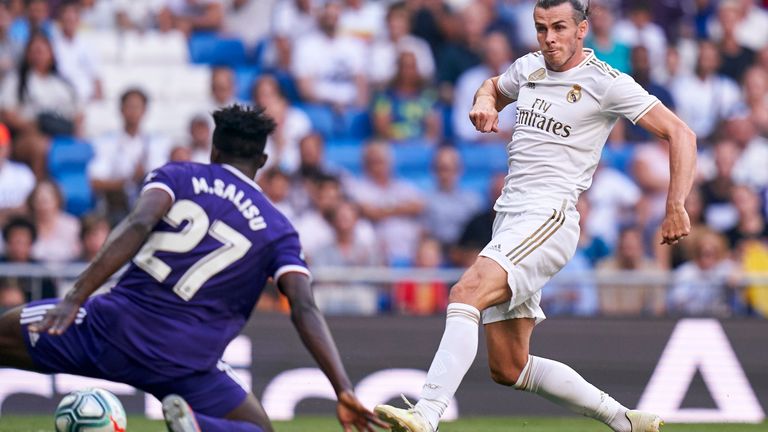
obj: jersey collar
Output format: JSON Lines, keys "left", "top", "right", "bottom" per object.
{"left": 544, "top": 48, "right": 595, "bottom": 77}
{"left": 221, "top": 163, "right": 264, "bottom": 192}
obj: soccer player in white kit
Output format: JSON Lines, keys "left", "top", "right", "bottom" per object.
{"left": 374, "top": 1, "right": 696, "bottom": 432}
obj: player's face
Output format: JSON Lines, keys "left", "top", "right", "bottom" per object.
{"left": 534, "top": 3, "right": 588, "bottom": 72}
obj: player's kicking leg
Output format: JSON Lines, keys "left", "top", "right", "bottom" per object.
{"left": 485, "top": 318, "right": 663, "bottom": 432}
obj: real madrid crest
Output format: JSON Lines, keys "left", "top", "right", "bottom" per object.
{"left": 566, "top": 84, "right": 582, "bottom": 103}
{"left": 528, "top": 68, "right": 546, "bottom": 81}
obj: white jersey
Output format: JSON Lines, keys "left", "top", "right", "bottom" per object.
{"left": 495, "top": 48, "right": 658, "bottom": 213}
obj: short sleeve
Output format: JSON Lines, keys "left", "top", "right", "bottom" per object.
{"left": 269, "top": 232, "right": 311, "bottom": 282}
{"left": 141, "top": 163, "right": 185, "bottom": 202}
{"left": 601, "top": 74, "right": 660, "bottom": 124}
{"left": 497, "top": 60, "right": 521, "bottom": 101}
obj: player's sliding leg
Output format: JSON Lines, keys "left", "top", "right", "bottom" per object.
{"left": 162, "top": 394, "right": 265, "bottom": 432}
{"left": 0, "top": 305, "right": 43, "bottom": 370}
{"left": 375, "top": 258, "right": 511, "bottom": 432}
{"left": 485, "top": 319, "right": 662, "bottom": 432}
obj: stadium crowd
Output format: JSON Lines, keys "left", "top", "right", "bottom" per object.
{"left": 0, "top": 0, "right": 766, "bottom": 318}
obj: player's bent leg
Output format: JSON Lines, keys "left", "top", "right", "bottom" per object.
{"left": 376, "top": 257, "right": 512, "bottom": 432}
{"left": 0, "top": 305, "right": 38, "bottom": 370}
{"left": 162, "top": 394, "right": 266, "bottom": 432}
{"left": 484, "top": 317, "right": 535, "bottom": 386}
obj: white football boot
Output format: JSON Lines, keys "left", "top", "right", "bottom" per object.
{"left": 374, "top": 395, "right": 436, "bottom": 432}
{"left": 162, "top": 394, "right": 201, "bottom": 432}
{"left": 626, "top": 410, "right": 664, "bottom": 432}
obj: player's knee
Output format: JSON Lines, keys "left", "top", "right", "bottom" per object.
{"left": 448, "top": 274, "right": 511, "bottom": 310}
{"left": 489, "top": 363, "right": 522, "bottom": 387}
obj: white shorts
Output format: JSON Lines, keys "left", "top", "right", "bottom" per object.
{"left": 479, "top": 201, "right": 579, "bottom": 325}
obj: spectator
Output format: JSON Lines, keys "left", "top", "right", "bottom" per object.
{"left": 586, "top": 163, "right": 642, "bottom": 248}
{"left": 575, "top": 194, "right": 611, "bottom": 267}
{"left": 9, "top": 0, "right": 52, "bottom": 46}
{"left": 51, "top": 0, "right": 101, "bottom": 102}
{"left": 270, "top": 0, "right": 317, "bottom": 71}
{"left": 368, "top": 1, "right": 434, "bottom": 89}
{"left": 186, "top": 114, "right": 212, "bottom": 164}
{"left": 541, "top": 247, "right": 597, "bottom": 316}
{"left": 700, "top": 138, "right": 739, "bottom": 231}
{"left": 0, "top": 31, "right": 81, "bottom": 179}
{"left": 253, "top": 74, "right": 312, "bottom": 174}
{"left": 654, "top": 186, "right": 708, "bottom": 271}
{"left": 0, "top": 216, "right": 56, "bottom": 300}
{"left": 596, "top": 225, "right": 665, "bottom": 316}
{"left": 585, "top": 2, "right": 630, "bottom": 73}
{"left": 715, "top": 0, "right": 755, "bottom": 82}
{"left": 669, "top": 40, "right": 742, "bottom": 140}
{"left": 347, "top": 141, "right": 424, "bottom": 265}
{"left": 668, "top": 228, "right": 740, "bottom": 316}
{"left": 724, "top": 185, "right": 768, "bottom": 249}
{"left": 78, "top": 0, "right": 117, "bottom": 30}
{"left": 78, "top": 213, "right": 109, "bottom": 262}
{"left": 257, "top": 166, "right": 296, "bottom": 220}
{"left": 114, "top": 0, "right": 163, "bottom": 31}
{"left": 164, "top": 0, "right": 224, "bottom": 35}
{"left": 708, "top": 0, "right": 768, "bottom": 52}
{"left": 372, "top": 50, "right": 441, "bottom": 143}
{"left": 0, "top": 122, "right": 34, "bottom": 226}
{"left": 292, "top": 0, "right": 368, "bottom": 110}
{"left": 453, "top": 31, "right": 515, "bottom": 143}
{"left": 612, "top": 2, "right": 667, "bottom": 82}
{"left": 0, "top": 283, "right": 24, "bottom": 313}
{"left": 627, "top": 45, "right": 675, "bottom": 142}
{"left": 209, "top": 66, "right": 240, "bottom": 110}
{"left": 0, "top": 2, "right": 21, "bottom": 82}
{"left": 393, "top": 236, "right": 449, "bottom": 315}
{"left": 632, "top": 139, "right": 670, "bottom": 231}
{"left": 169, "top": 145, "right": 191, "bottom": 162}
{"left": 339, "top": 0, "right": 386, "bottom": 43}
{"left": 223, "top": 0, "right": 275, "bottom": 49}
{"left": 452, "top": 172, "right": 505, "bottom": 267}
{"left": 728, "top": 115, "right": 768, "bottom": 190}
{"left": 88, "top": 88, "right": 171, "bottom": 224}
{"left": 312, "top": 200, "right": 382, "bottom": 267}
{"left": 436, "top": 2, "right": 488, "bottom": 90}
{"left": 423, "top": 146, "right": 481, "bottom": 248}
{"left": 742, "top": 66, "right": 768, "bottom": 135}
{"left": 28, "top": 179, "right": 81, "bottom": 263}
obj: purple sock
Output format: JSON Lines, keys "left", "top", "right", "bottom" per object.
{"left": 194, "top": 413, "right": 265, "bottom": 432}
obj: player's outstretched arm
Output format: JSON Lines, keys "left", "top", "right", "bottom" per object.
{"left": 636, "top": 103, "right": 697, "bottom": 245}
{"left": 469, "top": 76, "right": 514, "bottom": 134}
{"left": 278, "top": 272, "right": 387, "bottom": 431}
{"left": 30, "top": 189, "right": 173, "bottom": 335}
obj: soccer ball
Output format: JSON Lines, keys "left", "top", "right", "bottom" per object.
{"left": 54, "top": 388, "right": 127, "bottom": 432}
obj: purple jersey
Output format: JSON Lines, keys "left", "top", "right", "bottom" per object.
{"left": 88, "top": 162, "right": 309, "bottom": 376}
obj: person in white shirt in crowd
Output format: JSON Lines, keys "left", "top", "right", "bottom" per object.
{"left": 253, "top": 74, "right": 312, "bottom": 174}
{"left": 257, "top": 166, "right": 297, "bottom": 220}
{"left": 0, "top": 2, "right": 21, "bottom": 83}
{"left": 78, "top": 0, "right": 117, "bottom": 30}
{"left": 209, "top": 66, "right": 242, "bottom": 110}
{"left": 347, "top": 140, "right": 424, "bottom": 265}
{"left": 27, "top": 179, "right": 81, "bottom": 263}
{"left": 51, "top": 0, "right": 102, "bottom": 102}
{"left": 312, "top": 199, "right": 383, "bottom": 267}
{"left": 223, "top": 0, "right": 276, "bottom": 49}
{"left": 742, "top": 66, "right": 768, "bottom": 135}
{"left": 88, "top": 88, "right": 171, "bottom": 224}
{"left": 586, "top": 162, "right": 642, "bottom": 248}
{"left": 612, "top": 1, "right": 667, "bottom": 82}
{"left": 727, "top": 114, "right": 768, "bottom": 190}
{"left": 339, "top": 0, "right": 385, "bottom": 43}
{"left": 423, "top": 146, "right": 481, "bottom": 248}
{"left": 368, "top": 1, "right": 434, "bottom": 89}
{"left": 164, "top": 0, "right": 224, "bottom": 35}
{"left": 453, "top": 31, "right": 515, "bottom": 143}
{"left": 669, "top": 40, "right": 742, "bottom": 140}
{"left": 292, "top": 0, "right": 369, "bottom": 110}
{"left": 708, "top": 0, "right": 768, "bottom": 52}
{"left": 114, "top": 0, "right": 165, "bottom": 31}
{"left": 0, "top": 31, "right": 81, "bottom": 179}
{"left": 269, "top": 0, "right": 317, "bottom": 71}
{"left": 0, "top": 123, "right": 33, "bottom": 227}
{"left": 187, "top": 113, "right": 212, "bottom": 164}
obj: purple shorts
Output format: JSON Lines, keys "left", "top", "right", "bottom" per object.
{"left": 20, "top": 299, "right": 248, "bottom": 417}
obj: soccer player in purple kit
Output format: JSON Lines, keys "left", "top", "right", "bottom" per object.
{"left": 0, "top": 105, "right": 386, "bottom": 432}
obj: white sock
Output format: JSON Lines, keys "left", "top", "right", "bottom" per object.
{"left": 415, "top": 303, "right": 480, "bottom": 431}
{"left": 515, "top": 355, "right": 631, "bottom": 432}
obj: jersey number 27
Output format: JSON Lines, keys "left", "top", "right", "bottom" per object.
{"left": 133, "top": 200, "right": 253, "bottom": 301}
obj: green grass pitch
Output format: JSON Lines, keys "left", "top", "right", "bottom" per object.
{"left": 1, "top": 416, "right": 767, "bottom": 431}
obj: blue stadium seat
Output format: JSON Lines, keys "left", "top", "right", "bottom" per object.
{"left": 460, "top": 172, "right": 492, "bottom": 202}
{"left": 297, "top": 103, "right": 337, "bottom": 138}
{"left": 325, "top": 144, "right": 363, "bottom": 175}
{"left": 340, "top": 109, "right": 372, "bottom": 139}
{"left": 48, "top": 137, "right": 94, "bottom": 216}
{"left": 457, "top": 141, "right": 508, "bottom": 172}
{"left": 393, "top": 142, "right": 435, "bottom": 177}
{"left": 189, "top": 33, "right": 247, "bottom": 66}
{"left": 234, "top": 66, "right": 261, "bottom": 101}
